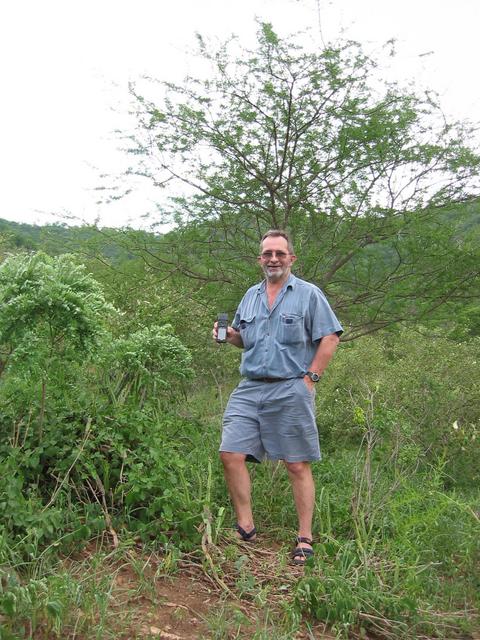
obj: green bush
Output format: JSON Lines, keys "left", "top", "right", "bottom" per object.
{"left": 0, "top": 252, "right": 204, "bottom": 561}
{"left": 318, "top": 330, "right": 480, "bottom": 487}
{"left": 102, "top": 323, "right": 194, "bottom": 408}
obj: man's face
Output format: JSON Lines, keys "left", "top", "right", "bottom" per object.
{"left": 258, "top": 236, "right": 296, "bottom": 283}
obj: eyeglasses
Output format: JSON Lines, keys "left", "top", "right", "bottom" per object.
{"left": 259, "top": 251, "right": 290, "bottom": 260}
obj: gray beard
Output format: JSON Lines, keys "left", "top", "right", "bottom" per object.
{"left": 264, "top": 266, "right": 289, "bottom": 282}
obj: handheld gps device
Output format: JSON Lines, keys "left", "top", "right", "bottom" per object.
{"left": 216, "top": 313, "right": 228, "bottom": 343}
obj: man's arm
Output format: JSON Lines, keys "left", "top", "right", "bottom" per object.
{"left": 304, "top": 332, "right": 340, "bottom": 389}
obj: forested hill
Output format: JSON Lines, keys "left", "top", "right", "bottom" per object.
{"left": 0, "top": 218, "right": 150, "bottom": 262}
{"left": 1, "top": 197, "right": 479, "bottom": 255}
{"left": 0, "top": 218, "right": 72, "bottom": 251}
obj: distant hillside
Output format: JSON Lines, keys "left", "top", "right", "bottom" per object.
{"left": 1, "top": 197, "right": 479, "bottom": 266}
{"left": 0, "top": 218, "right": 44, "bottom": 250}
{"left": 0, "top": 219, "right": 158, "bottom": 263}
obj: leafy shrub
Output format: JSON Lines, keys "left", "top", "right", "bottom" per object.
{"left": 318, "top": 330, "right": 480, "bottom": 487}
{"left": 0, "top": 252, "right": 204, "bottom": 564}
{"left": 0, "top": 252, "right": 115, "bottom": 450}
{"left": 0, "top": 251, "right": 113, "bottom": 359}
{"left": 102, "top": 324, "right": 194, "bottom": 407}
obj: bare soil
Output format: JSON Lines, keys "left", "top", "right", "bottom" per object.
{"left": 49, "top": 536, "right": 335, "bottom": 639}
{"left": 106, "top": 539, "right": 333, "bottom": 639}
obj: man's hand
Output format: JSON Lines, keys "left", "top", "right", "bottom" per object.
{"left": 303, "top": 375, "right": 315, "bottom": 392}
{"left": 212, "top": 321, "right": 244, "bottom": 348}
{"left": 303, "top": 333, "right": 340, "bottom": 391}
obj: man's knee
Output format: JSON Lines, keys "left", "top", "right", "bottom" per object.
{"left": 220, "top": 451, "right": 247, "bottom": 469}
{"left": 284, "top": 460, "right": 311, "bottom": 477}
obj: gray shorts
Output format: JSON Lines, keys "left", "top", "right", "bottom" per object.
{"left": 220, "top": 378, "right": 320, "bottom": 463}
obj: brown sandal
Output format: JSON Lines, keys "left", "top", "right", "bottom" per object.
{"left": 291, "top": 536, "right": 314, "bottom": 565}
{"left": 235, "top": 523, "right": 257, "bottom": 542}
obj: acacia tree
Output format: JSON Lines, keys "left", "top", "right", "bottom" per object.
{"left": 122, "top": 24, "right": 480, "bottom": 338}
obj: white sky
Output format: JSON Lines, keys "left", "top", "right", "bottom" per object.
{"left": 1, "top": 0, "right": 479, "bottom": 229}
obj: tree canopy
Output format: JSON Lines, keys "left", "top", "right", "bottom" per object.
{"left": 123, "top": 24, "right": 480, "bottom": 338}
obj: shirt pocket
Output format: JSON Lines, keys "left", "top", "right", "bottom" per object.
{"left": 279, "top": 313, "right": 304, "bottom": 345}
{"left": 238, "top": 315, "right": 256, "bottom": 351}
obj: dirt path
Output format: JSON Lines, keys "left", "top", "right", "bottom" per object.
{"left": 53, "top": 536, "right": 335, "bottom": 639}
{"left": 109, "top": 540, "right": 333, "bottom": 639}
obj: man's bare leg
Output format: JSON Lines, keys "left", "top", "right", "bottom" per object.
{"left": 220, "top": 452, "right": 256, "bottom": 539}
{"left": 284, "top": 461, "right": 315, "bottom": 552}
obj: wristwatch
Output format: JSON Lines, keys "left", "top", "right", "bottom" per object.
{"left": 306, "top": 371, "right": 321, "bottom": 382}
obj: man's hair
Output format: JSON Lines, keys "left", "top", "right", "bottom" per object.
{"left": 260, "top": 229, "right": 295, "bottom": 254}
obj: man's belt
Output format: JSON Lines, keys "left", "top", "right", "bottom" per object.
{"left": 250, "top": 377, "right": 291, "bottom": 383}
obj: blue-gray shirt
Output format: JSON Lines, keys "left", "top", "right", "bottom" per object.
{"left": 232, "top": 274, "right": 343, "bottom": 379}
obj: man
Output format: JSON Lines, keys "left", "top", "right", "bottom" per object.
{"left": 213, "top": 230, "right": 342, "bottom": 564}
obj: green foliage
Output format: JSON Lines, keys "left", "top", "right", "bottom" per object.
{"left": 124, "top": 26, "right": 480, "bottom": 336}
{"left": 102, "top": 410, "right": 214, "bottom": 543}
{"left": 285, "top": 333, "right": 480, "bottom": 637}
{"left": 294, "top": 471, "right": 480, "bottom": 638}
{"left": 0, "top": 251, "right": 116, "bottom": 455}
{"left": 295, "top": 541, "right": 418, "bottom": 637}
{"left": 0, "top": 219, "right": 40, "bottom": 256}
{"left": 103, "top": 324, "right": 194, "bottom": 407}
{"left": 0, "top": 250, "right": 201, "bottom": 565}
{"left": 318, "top": 330, "right": 480, "bottom": 487}
{"left": 0, "top": 551, "right": 130, "bottom": 639}
{"left": 0, "top": 252, "right": 113, "bottom": 357}
{"left": 0, "top": 30, "right": 479, "bottom": 631}
{"left": 112, "top": 324, "right": 193, "bottom": 380}
{"left": 0, "top": 321, "right": 478, "bottom": 637}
